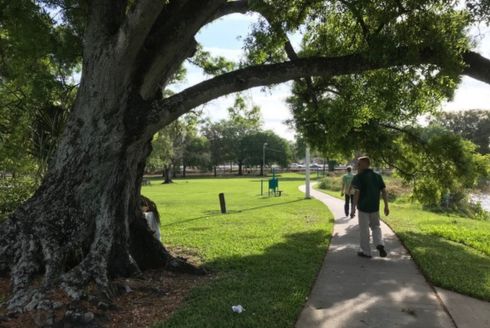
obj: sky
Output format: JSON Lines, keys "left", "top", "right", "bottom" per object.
{"left": 172, "top": 13, "right": 490, "bottom": 141}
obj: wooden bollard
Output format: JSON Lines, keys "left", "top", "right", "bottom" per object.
{"left": 219, "top": 193, "right": 227, "bottom": 214}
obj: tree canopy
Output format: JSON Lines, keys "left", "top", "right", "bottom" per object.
{"left": 430, "top": 109, "right": 490, "bottom": 155}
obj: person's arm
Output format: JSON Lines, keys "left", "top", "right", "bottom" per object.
{"left": 378, "top": 175, "right": 389, "bottom": 216}
{"left": 381, "top": 189, "right": 389, "bottom": 216}
{"left": 340, "top": 176, "right": 345, "bottom": 196}
{"left": 351, "top": 175, "right": 360, "bottom": 208}
{"left": 353, "top": 189, "right": 360, "bottom": 209}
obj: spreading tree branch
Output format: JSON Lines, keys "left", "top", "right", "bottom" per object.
{"left": 462, "top": 51, "right": 490, "bottom": 84}
{"left": 146, "top": 48, "right": 440, "bottom": 136}
{"left": 138, "top": 0, "right": 227, "bottom": 99}
{"left": 85, "top": 0, "right": 128, "bottom": 41}
{"left": 253, "top": 2, "right": 322, "bottom": 110}
{"left": 339, "top": 0, "right": 371, "bottom": 42}
{"left": 209, "top": 0, "right": 250, "bottom": 22}
{"left": 116, "top": 0, "right": 166, "bottom": 63}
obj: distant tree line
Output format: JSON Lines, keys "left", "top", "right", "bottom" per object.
{"left": 145, "top": 96, "right": 292, "bottom": 182}
{"left": 430, "top": 109, "right": 490, "bottom": 155}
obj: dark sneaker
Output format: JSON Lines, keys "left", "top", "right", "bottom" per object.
{"left": 357, "top": 251, "right": 372, "bottom": 258}
{"left": 377, "top": 245, "right": 387, "bottom": 257}
{"left": 350, "top": 213, "right": 355, "bottom": 218}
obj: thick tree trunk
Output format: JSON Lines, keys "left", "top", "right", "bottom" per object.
{"left": 213, "top": 166, "right": 217, "bottom": 177}
{"left": 238, "top": 162, "right": 243, "bottom": 176}
{"left": 183, "top": 164, "right": 187, "bottom": 178}
{"left": 163, "top": 165, "right": 173, "bottom": 184}
{"left": 172, "top": 164, "right": 178, "bottom": 178}
{"left": 0, "top": 114, "right": 154, "bottom": 312}
{"left": 0, "top": 42, "right": 201, "bottom": 313}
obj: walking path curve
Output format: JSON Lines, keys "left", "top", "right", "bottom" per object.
{"left": 296, "top": 185, "right": 490, "bottom": 328}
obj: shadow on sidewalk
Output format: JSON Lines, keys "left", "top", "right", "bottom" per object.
{"left": 297, "top": 214, "right": 488, "bottom": 327}
{"left": 298, "top": 227, "right": 456, "bottom": 327}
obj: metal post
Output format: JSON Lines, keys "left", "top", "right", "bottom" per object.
{"left": 305, "top": 145, "right": 311, "bottom": 199}
{"left": 219, "top": 193, "right": 227, "bottom": 214}
{"left": 260, "top": 180, "right": 263, "bottom": 196}
{"left": 262, "top": 142, "right": 268, "bottom": 176}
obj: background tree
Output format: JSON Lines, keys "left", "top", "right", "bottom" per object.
{"left": 202, "top": 120, "right": 230, "bottom": 177}
{"left": 430, "top": 110, "right": 490, "bottom": 154}
{"left": 146, "top": 128, "right": 175, "bottom": 184}
{"left": 241, "top": 130, "right": 291, "bottom": 175}
{"left": 1, "top": 0, "right": 490, "bottom": 313}
{"left": 0, "top": 0, "right": 80, "bottom": 178}
{"left": 201, "top": 96, "right": 261, "bottom": 175}
{"left": 291, "top": 134, "right": 307, "bottom": 164}
{"left": 226, "top": 96, "right": 262, "bottom": 175}
{"left": 30, "top": 105, "right": 71, "bottom": 179}
{"left": 147, "top": 115, "right": 198, "bottom": 183}
{"left": 182, "top": 135, "right": 211, "bottom": 177}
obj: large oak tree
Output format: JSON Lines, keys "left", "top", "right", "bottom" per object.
{"left": 1, "top": 0, "right": 490, "bottom": 313}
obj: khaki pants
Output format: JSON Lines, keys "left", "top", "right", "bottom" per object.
{"left": 358, "top": 211, "right": 384, "bottom": 256}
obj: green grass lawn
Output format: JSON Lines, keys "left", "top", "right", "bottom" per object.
{"left": 383, "top": 203, "right": 490, "bottom": 301}
{"left": 316, "top": 183, "right": 490, "bottom": 301}
{"left": 142, "top": 174, "right": 333, "bottom": 328}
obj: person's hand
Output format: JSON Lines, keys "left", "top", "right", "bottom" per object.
{"left": 384, "top": 206, "right": 390, "bottom": 216}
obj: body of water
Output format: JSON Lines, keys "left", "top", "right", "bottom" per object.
{"left": 471, "top": 193, "right": 490, "bottom": 212}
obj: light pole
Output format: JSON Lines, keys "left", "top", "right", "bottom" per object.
{"left": 262, "top": 142, "right": 268, "bottom": 176}
{"left": 305, "top": 145, "right": 311, "bottom": 199}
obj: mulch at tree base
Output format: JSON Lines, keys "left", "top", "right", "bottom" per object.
{"left": 0, "top": 263, "right": 208, "bottom": 327}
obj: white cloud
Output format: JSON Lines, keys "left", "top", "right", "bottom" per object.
{"left": 204, "top": 47, "right": 244, "bottom": 61}
{"left": 195, "top": 85, "right": 296, "bottom": 140}
{"left": 443, "top": 76, "right": 490, "bottom": 111}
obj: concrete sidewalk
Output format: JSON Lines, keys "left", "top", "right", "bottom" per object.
{"left": 296, "top": 186, "right": 456, "bottom": 328}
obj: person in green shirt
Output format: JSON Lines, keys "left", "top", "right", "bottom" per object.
{"left": 340, "top": 166, "right": 355, "bottom": 218}
{"left": 352, "top": 156, "right": 389, "bottom": 258}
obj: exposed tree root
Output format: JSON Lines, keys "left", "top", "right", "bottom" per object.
{"left": 1, "top": 194, "right": 205, "bottom": 316}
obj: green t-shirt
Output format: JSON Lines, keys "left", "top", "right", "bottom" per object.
{"left": 351, "top": 169, "right": 386, "bottom": 213}
{"left": 342, "top": 172, "right": 354, "bottom": 194}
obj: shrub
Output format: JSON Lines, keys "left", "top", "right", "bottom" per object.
{"left": 423, "top": 190, "right": 490, "bottom": 220}
{"left": 0, "top": 177, "right": 37, "bottom": 221}
{"left": 384, "top": 177, "right": 412, "bottom": 202}
{"left": 318, "top": 177, "right": 342, "bottom": 191}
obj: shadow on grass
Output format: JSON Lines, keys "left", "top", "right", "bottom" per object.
{"left": 144, "top": 175, "right": 316, "bottom": 183}
{"left": 157, "top": 230, "right": 330, "bottom": 328}
{"left": 161, "top": 199, "right": 305, "bottom": 228}
{"left": 396, "top": 230, "right": 490, "bottom": 301}
{"left": 250, "top": 176, "right": 322, "bottom": 183}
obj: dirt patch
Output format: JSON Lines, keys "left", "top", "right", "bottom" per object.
{"left": 109, "top": 270, "right": 207, "bottom": 327}
{"left": 0, "top": 250, "right": 208, "bottom": 327}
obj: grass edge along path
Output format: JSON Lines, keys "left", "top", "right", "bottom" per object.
{"left": 314, "top": 185, "right": 490, "bottom": 301}
{"left": 142, "top": 175, "right": 333, "bottom": 328}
